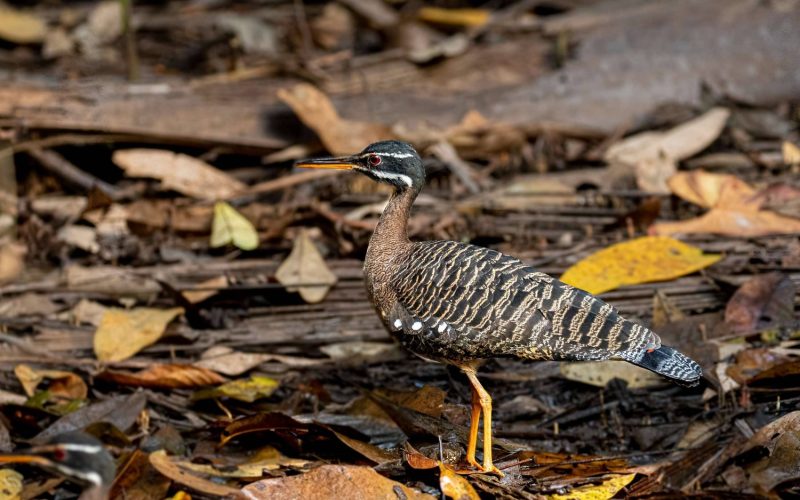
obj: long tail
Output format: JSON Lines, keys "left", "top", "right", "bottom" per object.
{"left": 633, "top": 346, "right": 702, "bottom": 386}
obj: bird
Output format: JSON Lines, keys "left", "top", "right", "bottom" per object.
{"left": 0, "top": 431, "right": 116, "bottom": 499}
{"left": 296, "top": 140, "right": 702, "bottom": 476}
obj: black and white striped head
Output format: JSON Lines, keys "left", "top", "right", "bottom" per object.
{"left": 296, "top": 141, "right": 425, "bottom": 191}
{"left": 0, "top": 431, "right": 115, "bottom": 489}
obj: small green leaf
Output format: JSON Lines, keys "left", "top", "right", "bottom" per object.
{"left": 193, "top": 376, "right": 278, "bottom": 403}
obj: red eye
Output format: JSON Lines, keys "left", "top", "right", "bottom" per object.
{"left": 368, "top": 155, "right": 381, "bottom": 166}
{"left": 53, "top": 448, "right": 66, "bottom": 461}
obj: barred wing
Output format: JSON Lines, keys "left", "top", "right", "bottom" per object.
{"left": 390, "top": 240, "right": 658, "bottom": 363}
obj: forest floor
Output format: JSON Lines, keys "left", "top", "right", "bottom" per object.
{"left": 0, "top": 0, "right": 799, "bottom": 498}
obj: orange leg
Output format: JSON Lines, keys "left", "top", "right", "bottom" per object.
{"left": 465, "top": 384, "right": 481, "bottom": 470}
{"left": 463, "top": 367, "right": 504, "bottom": 477}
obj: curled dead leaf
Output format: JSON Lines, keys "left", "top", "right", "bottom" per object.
{"left": 98, "top": 364, "right": 226, "bottom": 389}
{"left": 277, "top": 83, "right": 393, "bottom": 156}
{"left": 149, "top": 450, "right": 243, "bottom": 498}
{"left": 113, "top": 149, "right": 246, "bottom": 201}
{"left": 14, "top": 364, "right": 88, "bottom": 400}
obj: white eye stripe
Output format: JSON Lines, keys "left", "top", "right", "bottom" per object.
{"left": 360, "top": 152, "right": 415, "bottom": 159}
{"left": 58, "top": 444, "right": 104, "bottom": 454}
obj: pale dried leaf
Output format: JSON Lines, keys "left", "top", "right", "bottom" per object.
{"left": 113, "top": 149, "right": 246, "bottom": 201}
{"left": 0, "top": 6, "right": 46, "bottom": 43}
{"left": 149, "top": 450, "right": 243, "bottom": 498}
{"left": 275, "top": 230, "right": 337, "bottom": 303}
{"left": 181, "top": 275, "right": 228, "bottom": 304}
{"left": 606, "top": 108, "right": 730, "bottom": 164}
{"left": 195, "top": 346, "right": 325, "bottom": 376}
{"left": 0, "top": 469, "right": 23, "bottom": 500}
{"left": 57, "top": 225, "right": 99, "bottom": 253}
{"left": 93, "top": 307, "right": 184, "bottom": 362}
{"left": 560, "top": 361, "right": 663, "bottom": 389}
{"left": 0, "top": 243, "right": 26, "bottom": 285}
{"left": 65, "top": 265, "right": 160, "bottom": 301}
{"left": 783, "top": 141, "right": 800, "bottom": 165}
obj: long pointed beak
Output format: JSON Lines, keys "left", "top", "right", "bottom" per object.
{"left": 0, "top": 453, "right": 51, "bottom": 466}
{"left": 295, "top": 155, "right": 360, "bottom": 170}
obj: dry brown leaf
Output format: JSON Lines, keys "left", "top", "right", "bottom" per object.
{"left": 0, "top": 6, "right": 47, "bottom": 43}
{"left": 724, "top": 273, "right": 796, "bottom": 334}
{"left": 98, "top": 364, "right": 226, "bottom": 389}
{"left": 654, "top": 170, "right": 800, "bottom": 237}
{"left": 652, "top": 207, "right": 800, "bottom": 237}
{"left": 14, "top": 364, "right": 88, "bottom": 400}
{"left": 195, "top": 346, "right": 325, "bottom": 376}
{"left": 181, "top": 275, "right": 228, "bottom": 304}
{"left": 275, "top": 230, "right": 337, "bottom": 303}
{"left": 240, "top": 464, "right": 434, "bottom": 499}
{"left": 605, "top": 107, "right": 730, "bottom": 193}
{"left": 113, "top": 149, "right": 246, "bottom": 201}
{"left": 149, "top": 450, "right": 243, "bottom": 498}
{"left": 667, "top": 170, "right": 756, "bottom": 209}
{"left": 93, "top": 307, "right": 184, "bottom": 362}
{"left": 0, "top": 242, "right": 26, "bottom": 285}
{"left": 277, "top": 83, "right": 393, "bottom": 156}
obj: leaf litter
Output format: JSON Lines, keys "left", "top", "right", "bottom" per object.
{"left": 0, "top": 1, "right": 799, "bottom": 499}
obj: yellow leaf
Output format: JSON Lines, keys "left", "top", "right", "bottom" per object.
{"left": 560, "top": 236, "right": 721, "bottom": 295}
{"left": 547, "top": 473, "right": 636, "bottom": 500}
{"left": 210, "top": 201, "right": 259, "bottom": 251}
{"left": 193, "top": 375, "right": 279, "bottom": 403}
{"left": 93, "top": 307, "right": 184, "bottom": 362}
{"left": 783, "top": 141, "right": 800, "bottom": 166}
{"left": 275, "top": 230, "right": 337, "bottom": 303}
{"left": 0, "top": 469, "right": 23, "bottom": 500}
{"left": 418, "top": 7, "right": 490, "bottom": 27}
{"left": 0, "top": 6, "right": 46, "bottom": 44}
{"left": 439, "top": 463, "right": 480, "bottom": 500}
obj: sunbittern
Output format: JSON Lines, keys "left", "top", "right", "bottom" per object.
{"left": 0, "top": 431, "right": 115, "bottom": 499}
{"left": 297, "top": 141, "right": 702, "bottom": 476}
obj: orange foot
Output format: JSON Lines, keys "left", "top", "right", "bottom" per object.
{"left": 462, "top": 458, "right": 504, "bottom": 477}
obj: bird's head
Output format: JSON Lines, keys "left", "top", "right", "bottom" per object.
{"left": 296, "top": 141, "right": 425, "bottom": 191}
{"left": 0, "top": 431, "right": 115, "bottom": 490}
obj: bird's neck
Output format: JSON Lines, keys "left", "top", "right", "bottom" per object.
{"left": 366, "top": 187, "right": 417, "bottom": 271}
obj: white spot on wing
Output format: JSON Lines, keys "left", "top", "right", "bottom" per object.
{"left": 412, "top": 321, "right": 422, "bottom": 331}
{"left": 438, "top": 322, "right": 447, "bottom": 333}
{"left": 393, "top": 319, "right": 402, "bottom": 329}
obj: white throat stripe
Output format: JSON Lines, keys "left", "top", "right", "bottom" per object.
{"left": 371, "top": 170, "right": 413, "bottom": 187}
